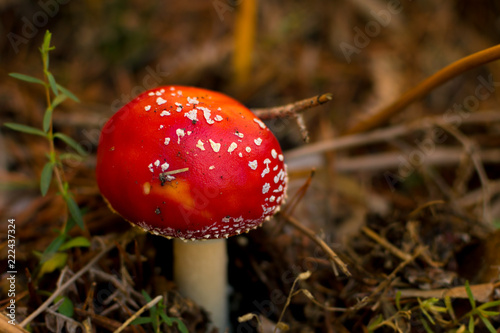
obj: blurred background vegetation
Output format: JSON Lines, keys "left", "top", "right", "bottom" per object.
{"left": 2, "top": 0, "right": 500, "bottom": 332}
{"left": 3, "top": 0, "right": 500, "bottom": 235}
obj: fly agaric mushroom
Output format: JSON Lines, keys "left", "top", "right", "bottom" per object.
{"left": 96, "top": 86, "right": 287, "bottom": 330}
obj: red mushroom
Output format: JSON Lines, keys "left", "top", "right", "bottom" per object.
{"left": 96, "top": 86, "right": 287, "bottom": 330}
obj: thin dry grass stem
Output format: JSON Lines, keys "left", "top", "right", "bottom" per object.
{"left": 252, "top": 93, "right": 333, "bottom": 120}
{"left": 334, "top": 148, "right": 500, "bottom": 173}
{"left": 116, "top": 298, "right": 136, "bottom": 324}
{"left": 237, "top": 313, "right": 262, "bottom": 326}
{"left": 298, "top": 289, "right": 347, "bottom": 312}
{"left": 361, "top": 226, "right": 412, "bottom": 262}
{"left": 82, "top": 281, "right": 96, "bottom": 314}
{"left": 286, "top": 119, "right": 413, "bottom": 161}
{"left": 434, "top": 121, "right": 492, "bottom": 224}
{"left": 345, "top": 44, "right": 500, "bottom": 135}
{"left": 274, "top": 271, "right": 311, "bottom": 333}
{"left": 82, "top": 317, "right": 92, "bottom": 333}
{"left": 286, "top": 110, "right": 500, "bottom": 160}
{"left": 281, "top": 213, "right": 351, "bottom": 276}
{"left": 406, "top": 221, "right": 444, "bottom": 268}
{"left": 56, "top": 266, "right": 71, "bottom": 289}
{"left": 113, "top": 295, "right": 163, "bottom": 333}
{"left": 73, "top": 308, "right": 133, "bottom": 332}
{"left": 88, "top": 268, "right": 142, "bottom": 314}
{"left": 101, "top": 303, "right": 122, "bottom": 318}
{"left": 407, "top": 200, "right": 446, "bottom": 220}
{"left": 89, "top": 269, "right": 128, "bottom": 299}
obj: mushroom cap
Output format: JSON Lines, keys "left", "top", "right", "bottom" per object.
{"left": 96, "top": 86, "right": 287, "bottom": 240}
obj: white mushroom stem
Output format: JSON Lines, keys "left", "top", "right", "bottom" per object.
{"left": 173, "top": 238, "right": 228, "bottom": 331}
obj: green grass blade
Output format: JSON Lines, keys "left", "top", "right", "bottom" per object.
{"left": 418, "top": 298, "right": 436, "bottom": 325}
{"left": 367, "top": 314, "right": 383, "bottom": 332}
{"left": 4, "top": 122, "right": 46, "bottom": 137}
{"left": 480, "top": 310, "right": 500, "bottom": 317}
{"left": 52, "top": 93, "right": 67, "bottom": 109}
{"left": 465, "top": 281, "right": 476, "bottom": 309}
{"left": 159, "top": 311, "right": 173, "bottom": 325}
{"left": 141, "top": 290, "right": 153, "bottom": 302}
{"left": 43, "top": 107, "right": 53, "bottom": 133}
{"left": 420, "top": 317, "right": 434, "bottom": 333}
{"left": 444, "top": 296, "right": 456, "bottom": 321}
{"left": 150, "top": 303, "right": 159, "bottom": 332}
{"left": 130, "top": 317, "right": 153, "bottom": 325}
{"left": 9, "top": 73, "right": 45, "bottom": 85}
{"left": 172, "top": 318, "right": 189, "bottom": 333}
{"left": 39, "top": 252, "right": 67, "bottom": 276}
{"left": 54, "top": 132, "right": 88, "bottom": 156}
{"left": 56, "top": 296, "right": 74, "bottom": 317}
{"left": 40, "top": 162, "right": 54, "bottom": 196}
{"left": 59, "top": 236, "right": 90, "bottom": 251}
{"left": 469, "top": 315, "right": 475, "bottom": 333}
{"left": 57, "top": 84, "right": 80, "bottom": 103}
{"left": 41, "top": 234, "right": 67, "bottom": 263}
{"left": 479, "top": 315, "right": 497, "bottom": 333}
{"left": 478, "top": 300, "right": 500, "bottom": 309}
{"left": 395, "top": 290, "right": 402, "bottom": 311}
{"left": 59, "top": 153, "right": 85, "bottom": 163}
{"left": 46, "top": 71, "right": 59, "bottom": 96}
{"left": 64, "top": 195, "right": 84, "bottom": 230}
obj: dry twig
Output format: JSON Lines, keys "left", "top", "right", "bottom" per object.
{"left": 345, "top": 44, "right": 500, "bottom": 134}
{"left": 113, "top": 295, "right": 163, "bottom": 333}
{"left": 74, "top": 308, "right": 135, "bottom": 332}
{"left": 286, "top": 110, "right": 500, "bottom": 161}
{"left": 361, "top": 226, "right": 412, "bottom": 262}
{"left": 252, "top": 93, "right": 333, "bottom": 120}
{"left": 334, "top": 148, "right": 500, "bottom": 172}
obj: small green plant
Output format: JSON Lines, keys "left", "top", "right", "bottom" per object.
{"left": 4, "top": 30, "right": 89, "bottom": 277}
{"left": 131, "top": 291, "right": 189, "bottom": 333}
{"left": 417, "top": 297, "right": 449, "bottom": 332}
{"left": 368, "top": 283, "right": 500, "bottom": 333}
{"left": 33, "top": 232, "right": 91, "bottom": 276}
{"left": 458, "top": 281, "right": 500, "bottom": 333}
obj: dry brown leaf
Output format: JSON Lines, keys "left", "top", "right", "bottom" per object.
{"left": 398, "top": 282, "right": 495, "bottom": 303}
